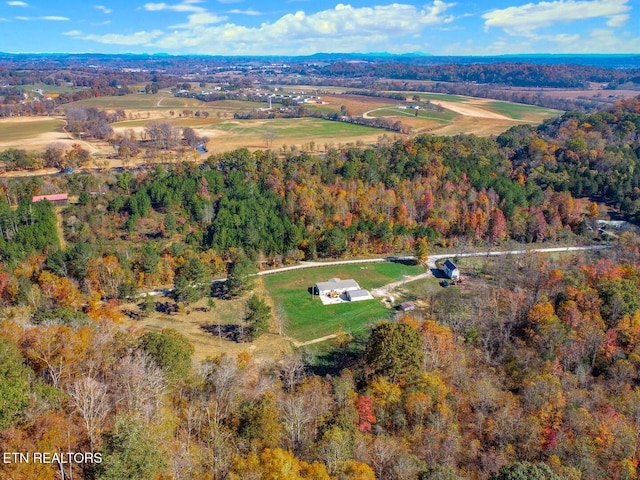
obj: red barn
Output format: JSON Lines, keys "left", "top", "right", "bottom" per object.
{"left": 31, "top": 193, "right": 68, "bottom": 205}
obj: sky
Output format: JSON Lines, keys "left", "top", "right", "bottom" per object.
{"left": 0, "top": 0, "right": 638, "bottom": 56}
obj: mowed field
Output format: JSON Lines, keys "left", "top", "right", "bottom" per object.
{"left": 263, "top": 262, "right": 425, "bottom": 342}
{"left": 0, "top": 116, "right": 72, "bottom": 151}
{"left": 0, "top": 87, "right": 561, "bottom": 155}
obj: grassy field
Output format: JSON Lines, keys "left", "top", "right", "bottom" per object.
{"left": 215, "top": 117, "right": 383, "bottom": 140}
{"left": 136, "top": 277, "right": 292, "bottom": 362}
{"left": 367, "top": 106, "right": 457, "bottom": 123}
{"left": 61, "top": 92, "right": 209, "bottom": 111}
{"left": 485, "top": 101, "right": 559, "bottom": 120}
{"left": 17, "top": 82, "right": 87, "bottom": 95}
{"left": 0, "top": 86, "right": 563, "bottom": 155}
{"left": 413, "top": 93, "right": 473, "bottom": 103}
{"left": 0, "top": 117, "right": 65, "bottom": 142}
{"left": 263, "top": 261, "right": 425, "bottom": 342}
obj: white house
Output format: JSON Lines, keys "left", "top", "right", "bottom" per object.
{"left": 443, "top": 260, "right": 460, "bottom": 281}
{"left": 315, "top": 278, "right": 373, "bottom": 304}
{"left": 315, "top": 278, "right": 360, "bottom": 296}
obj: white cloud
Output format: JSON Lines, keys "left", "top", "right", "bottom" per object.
{"left": 169, "top": 12, "right": 227, "bottom": 28}
{"left": 144, "top": 0, "right": 205, "bottom": 13}
{"left": 94, "top": 5, "right": 112, "bottom": 14}
{"left": 483, "top": 0, "right": 631, "bottom": 37}
{"left": 75, "top": 1, "right": 458, "bottom": 54}
{"left": 63, "top": 29, "right": 83, "bottom": 36}
{"left": 228, "top": 8, "right": 261, "bottom": 16}
{"left": 606, "top": 14, "right": 629, "bottom": 26}
{"left": 261, "top": 2, "right": 455, "bottom": 38}
{"left": 577, "top": 27, "right": 640, "bottom": 52}
{"left": 68, "top": 29, "right": 164, "bottom": 45}
{"left": 6, "top": 1, "right": 28, "bottom": 6}
{"left": 16, "top": 15, "right": 69, "bottom": 21}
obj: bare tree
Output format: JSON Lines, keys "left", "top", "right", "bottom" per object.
{"left": 279, "top": 352, "right": 305, "bottom": 392}
{"left": 264, "top": 128, "right": 276, "bottom": 148}
{"left": 111, "top": 351, "right": 166, "bottom": 420}
{"left": 274, "top": 301, "right": 288, "bottom": 336}
{"left": 182, "top": 127, "right": 200, "bottom": 148}
{"left": 279, "top": 392, "right": 314, "bottom": 454}
{"left": 201, "top": 355, "right": 241, "bottom": 426}
{"left": 67, "top": 375, "right": 109, "bottom": 449}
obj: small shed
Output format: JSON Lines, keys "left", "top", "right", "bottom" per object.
{"left": 32, "top": 193, "right": 68, "bottom": 205}
{"left": 443, "top": 259, "right": 460, "bottom": 281}
{"left": 399, "top": 301, "right": 416, "bottom": 312}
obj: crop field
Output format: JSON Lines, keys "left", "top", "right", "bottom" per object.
{"left": 484, "top": 101, "right": 559, "bottom": 120}
{"left": 0, "top": 117, "right": 65, "bottom": 142}
{"left": 263, "top": 261, "right": 425, "bottom": 342}
{"left": 0, "top": 87, "right": 562, "bottom": 156}
{"left": 0, "top": 117, "right": 68, "bottom": 150}
{"left": 16, "top": 82, "right": 88, "bottom": 96}
{"left": 214, "top": 117, "right": 381, "bottom": 140}
{"left": 413, "top": 93, "right": 472, "bottom": 103}
{"left": 366, "top": 106, "right": 457, "bottom": 123}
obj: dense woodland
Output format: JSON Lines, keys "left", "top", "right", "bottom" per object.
{"left": 4, "top": 223, "right": 640, "bottom": 478}
{"left": 319, "top": 61, "right": 640, "bottom": 89}
{"left": 2, "top": 85, "right": 640, "bottom": 477}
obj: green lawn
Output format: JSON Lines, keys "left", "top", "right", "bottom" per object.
{"left": 263, "top": 261, "right": 425, "bottom": 342}
{"left": 396, "top": 276, "right": 443, "bottom": 301}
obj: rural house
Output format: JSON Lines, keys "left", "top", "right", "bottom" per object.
{"left": 315, "top": 278, "right": 360, "bottom": 296}
{"left": 443, "top": 259, "right": 460, "bottom": 281}
{"left": 315, "top": 278, "right": 373, "bottom": 304}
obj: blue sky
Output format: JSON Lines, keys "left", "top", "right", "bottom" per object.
{"left": 1, "top": 0, "right": 638, "bottom": 55}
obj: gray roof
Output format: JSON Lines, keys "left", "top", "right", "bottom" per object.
{"left": 347, "top": 289, "right": 371, "bottom": 299}
{"left": 316, "top": 278, "right": 359, "bottom": 292}
{"left": 444, "top": 259, "right": 458, "bottom": 270}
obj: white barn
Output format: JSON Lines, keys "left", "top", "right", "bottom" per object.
{"left": 443, "top": 259, "right": 460, "bottom": 281}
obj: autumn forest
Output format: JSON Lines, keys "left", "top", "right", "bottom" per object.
{"left": 1, "top": 54, "right": 640, "bottom": 479}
